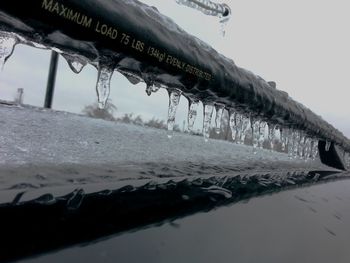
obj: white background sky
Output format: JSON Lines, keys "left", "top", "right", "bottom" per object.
{"left": 0, "top": 0, "right": 349, "bottom": 137}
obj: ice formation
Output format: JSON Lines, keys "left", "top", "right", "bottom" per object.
{"left": 167, "top": 89, "right": 181, "bottom": 137}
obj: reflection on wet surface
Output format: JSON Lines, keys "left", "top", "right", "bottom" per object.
{"left": 17, "top": 177, "right": 350, "bottom": 263}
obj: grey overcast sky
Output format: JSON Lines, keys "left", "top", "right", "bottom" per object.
{"left": 0, "top": 0, "right": 349, "bottom": 137}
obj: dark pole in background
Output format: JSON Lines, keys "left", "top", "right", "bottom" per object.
{"left": 44, "top": 51, "right": 59, "bottom": 108}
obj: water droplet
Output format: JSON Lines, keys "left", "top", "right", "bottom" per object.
{"left": 96, "top": 64, "right": 114, "bottom": 109}
{"left": 188, "top": 99, "right": 199, "bottom": 132}
{"left": 325, "top": 140, "right": 331, "bottom": 151}
{"left": 167, "top": 89, "right": 181, "bottom": 137}
{"left": 229, "top": 110, "right": 237, "bottom": 141}
{"left": 214, "top": 104, "right": 224, "bottom": 134}
{"left": 203, "top": 104, "right": 214, "bottom": 141}
{"left": 0, "top": 31, "right": 18, "bottom": 70}
{"left": 62, "top": 54, "right": 87, "bottom": 74}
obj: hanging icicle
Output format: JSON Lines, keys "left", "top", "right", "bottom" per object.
{"left": 229, "top": 109, "right": 236, "bottom": 142}
{"left": 145, "top": 83, "right": 160, "bottom": 96}
{"left": 95, "top": 63, "right": 114, "bottom": 109}
{"left": 188, "top": 99, "right": 199, "bottom": 132}
{"left": 203, "top": 104, "right": 214, "bottom": 141}
{"left": 167, "top": 89, "right": 182, "bottom": 138}
{"left": 311, "top": 139, "right": 319, "bottom": 160}
{"left": 268, "top": 123, "right": 276, "bottom": 151}
{"left": 251, "top": 118, "right": 260, "bottom": 153}
{"left": 239, "top": 115, "right": 250, "bottom": 145}
{"left": 258, "top": 121, "right": 267, "bottom": 149}
{"left": 0, "top": 31, "right": 18, "bottom": 70}
{"left": 214, "top": 104, "right": 224, "bottom": 134}
{"left": 62, "top": 53, "right": 87, "bottom": 74}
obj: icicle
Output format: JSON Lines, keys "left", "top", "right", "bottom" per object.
{"left": 219, "top": 5, "right": 231, "bottom": 37}
{"left": 167, "top": 89, "right": 181, "bottom": 137}
{"left": 268, "top": 124, "right": 276, "bottom": 151}
{"left": 62, "top": 54, "right": 87, "bottom": 74}
{"left": 258, "top": 121, "right": 267, "bottom": 149}
{"left": 251, "top": 119, "right": 260, "bottom": 153}
{"left": 303, "top": 137, "right": 312, "bottom": 160}
{"left": 203, "top": 104, "right": 214, "bottom": 141}
{"left": 345, "top": 152, "right": 350, "bottom": 169}
{"left": 214, "top": 104, "right": 224, "bottom": 134}
{"left": 145, "top": 84, "right": 152, "bottom": 96}
{"left": 229, "top": 110, "right": 236, "bottom": 141}
{"left": 96, "top": 64, "right": 114, "bottom": 109}
{"left": 325, "top": 140, "right": 331, "bottom": 151}
{"left": 0, "top": 31, "right": 18, "bottom": 70}
{"left": 287, "top": 130, "right": 295, "bottom": 159}
{"left": 239, "top": 115, "right": 250, "bottom": 144}
{"left": 292, "top": 131, "right": 301, "bottom": 159}
{"left": 280, "top": 128, "right": 287, "bottom": 152}
{"left": 298, "top": 133, "right": 306, "bottom": 159}
{"left": 188, "top": 100, "right": 199, "bottom": 132}
{"left": 311, "top": 139, "right": 319, "bottom": 160}
{"left": 234, "top": 113, "right": 242, "bottom": 144}
{"left": 145, "top": 83, "right": 160, "bottom": 96}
